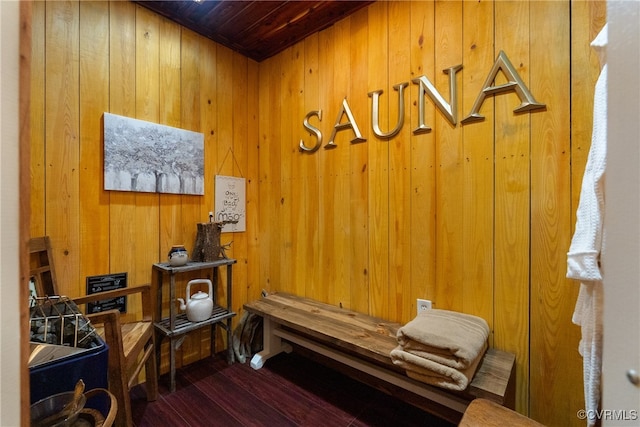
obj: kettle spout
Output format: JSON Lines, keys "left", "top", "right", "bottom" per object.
{"left": 177, "top": 298, "right": 186, "bottom": 311}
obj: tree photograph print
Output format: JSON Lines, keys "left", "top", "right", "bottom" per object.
{"left": 103, "top": 112, "right": 205, "bottom": 195}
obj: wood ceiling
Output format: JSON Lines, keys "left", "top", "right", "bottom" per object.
{"left": 135, "top": 1, "right": 374, "bottom": 62}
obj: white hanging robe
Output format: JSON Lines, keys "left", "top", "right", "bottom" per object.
{"left": 567, "top": 23, "right": 607, "bottom": 427}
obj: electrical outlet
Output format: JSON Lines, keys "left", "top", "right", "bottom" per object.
{"left": 417, "top": 298, "right": 432, "bottom": 315}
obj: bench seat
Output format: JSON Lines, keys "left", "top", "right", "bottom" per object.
{"left": 244, "top": 292, "right": 516, "bottom": 424}
{"left": 459, "top": 398, "right": 544, "bottom": 426}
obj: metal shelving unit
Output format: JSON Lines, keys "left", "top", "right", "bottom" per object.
{"left": 152, "top": 259, "right": 236, "bottom": 392}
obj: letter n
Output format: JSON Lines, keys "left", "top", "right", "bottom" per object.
{"left": 412, "top": 64, "right": 462, "bottom": 134}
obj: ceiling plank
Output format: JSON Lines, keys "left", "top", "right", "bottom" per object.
{"left": 134, "top": 0, "right": 373, "bottom": 62}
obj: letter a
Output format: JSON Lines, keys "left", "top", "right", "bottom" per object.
{"left": 462, "top": 51, "right": 545, "bottom": 124}
{"left": 325, "top": 98, "right": 366, "bottom": 149}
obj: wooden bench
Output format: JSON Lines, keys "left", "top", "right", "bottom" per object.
{"left": 459, "top": 398, "right": 544, "bottom": 426}
{"left": 243, "top": 292, "right": 516, "bottom": 424}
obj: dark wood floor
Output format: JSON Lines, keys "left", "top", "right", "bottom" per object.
{"left": 131, "top": 351, "right": 455, "bottom": 427}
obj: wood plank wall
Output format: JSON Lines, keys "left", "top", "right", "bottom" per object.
{"left": 30, "top": 0, "right": 259, "bottom": 369}
{"left": 29, "top": 1, "right": 606, "bottom": 426}
{"left": 256, "top": 1, "right": 606, "bottom": 425}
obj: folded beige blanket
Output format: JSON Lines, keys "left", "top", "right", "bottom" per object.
{"left": 390, "top": 341, "right": 487, "bottom": 391}
{"left": 396, "top": 309, "right": 490, "bottom": 369}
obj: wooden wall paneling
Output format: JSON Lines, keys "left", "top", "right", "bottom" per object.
{"left": 256, "top": 59, "right": 269, "bottom": 295}
{"left": 277, "top": 46, "right": 297, "bottom": 296}
{"left": 199, "top": 40, "right": 217, "bottom": 255}
{"left": 529, "top": 2, "right": 579, "bottom": 426}
{"left": 327, "top": 19, "right": 352, "bottom": 307}
{"left": 179, "top": 29, "right": 203, "bottom": 262}
{"left": 230, "top": 51, "right": 250, "bottom": 320}
{"left": 295, "top": 40, "right": 314, "bottom": 300}
{"left": 387, "top": 1, "right": 412, "bottom": 323}
{"left": 268, "top": 55, "right": 283, "bottom": 295}
{"left": 348, "top": 8, "right": 370, "bottom": 314}
{"left": 433, "top": 0, "right": 464, "bottom": 312}
{"left": 245, "top": 59, "right": 261, "bottom": 303}
{"left": 133, "top": 6, "right": 160, "bottom": 327}
{"left": 135, "top": 5, "right": 160, "bottom": 122}
{"left": 493, "top": 0, "right": 531, "bottom": 415}
{"left": 461, "top": 0, "right": 494, "bottom": 337}
{"left": 108, "top": 1, "right": 139, "bottom": 328}
{"left": 213, "top": 45, "right": 234, "bottom": 350}
{"left": 282, "top": 38, "right": 319, "bottom": 295}
{"left": 158, "top": 17, "right": 182, "bottom": 271}
{"left": 79, "top": 1, "right": 110, "bottom": 290}
{"left": 30, "top": 0, "right": 45, "bottom": 237}
{"left": 158, "top": 19, "right": 182, "bottom": 131}
{"left": 300, "top": 33, "right": 322, "bottom": 302}
{"left": 45, "top": 0, "right": 81, "bottom": 297}
{"left": 197, "top": 37, "right": 219, "bottom": 360}
{"left": 409, "top": 1, "right": 436, "bottom": 314}
{"left": 367, "top": 1, "right": 390, "bottom": 319}
{"left": 433, "top": 0, "right": 464, "bottom": 313}
{"left": 275, "top": 49, "right": 291, "bottom": 295}
{"left": 278, "top": 48, "right": 291, "bottom": 294}
{"left": 109, "top": 1, "right": 136, "bottom": 122}
{"left": 257, "top": 55, "right": 282, "bottom": 295}
{"left": 315, "top": 25, "right": 336, "bottom": 305}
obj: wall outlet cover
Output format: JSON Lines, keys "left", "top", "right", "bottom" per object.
{"left": 417, "top": 298, "right": 432, "bottom": 315}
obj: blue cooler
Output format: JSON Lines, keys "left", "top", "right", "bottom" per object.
{"left": 29, "top": 297, "right": 109, "bottom": 411}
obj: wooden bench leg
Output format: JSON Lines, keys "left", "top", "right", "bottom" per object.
{"left": 250, "top": 317, "right": 293, "bottom": 369}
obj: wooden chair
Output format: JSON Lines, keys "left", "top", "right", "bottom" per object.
{"left": 29, "top": 236, "right": 158, "bottom": 427}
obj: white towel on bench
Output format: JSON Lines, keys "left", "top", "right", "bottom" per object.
{"left": 395, "top": 309, "right": 489, "bottom": 369}
{"left": 391, "top": 341, "right": 487, "bottom": 391}
{"left": 391, "top": 309, "right": 489, "bottom": 390}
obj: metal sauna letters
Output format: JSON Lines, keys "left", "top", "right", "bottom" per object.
{"left": 299, "top": 51, "right": 545, "bottom": 153}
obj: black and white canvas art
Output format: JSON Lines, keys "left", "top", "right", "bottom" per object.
{"left": 103, "top": 113, "right": 205, "bottom": 195}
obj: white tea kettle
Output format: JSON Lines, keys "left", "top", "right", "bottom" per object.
{"left": 177, "top": 279, "right": 213, "bottom": 322}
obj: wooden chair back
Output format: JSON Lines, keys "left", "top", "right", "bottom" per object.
{"left": 28, "top": 236, "right": 57, "bottom": 296}
{"left": 28, "top": 236, "right": 158, "bottom": 427}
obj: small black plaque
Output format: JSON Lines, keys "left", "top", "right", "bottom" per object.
{"left": 86, "top": 272, "right": 127, "bottom": 314}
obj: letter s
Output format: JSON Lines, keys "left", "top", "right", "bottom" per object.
{"left": 299, "top": 110, "right": 323, "bottom": 153}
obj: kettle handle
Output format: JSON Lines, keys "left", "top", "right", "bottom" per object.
{"left": 186, "top": 279, "right": 213, "bottom": 301}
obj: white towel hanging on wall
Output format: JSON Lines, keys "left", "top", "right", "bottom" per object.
{"left": 567, "top": 22, "right": 608, "bottom": 427}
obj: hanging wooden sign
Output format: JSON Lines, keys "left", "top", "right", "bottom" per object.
{"left": 214, "top": 175, "right": 246, "bottom": 232}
